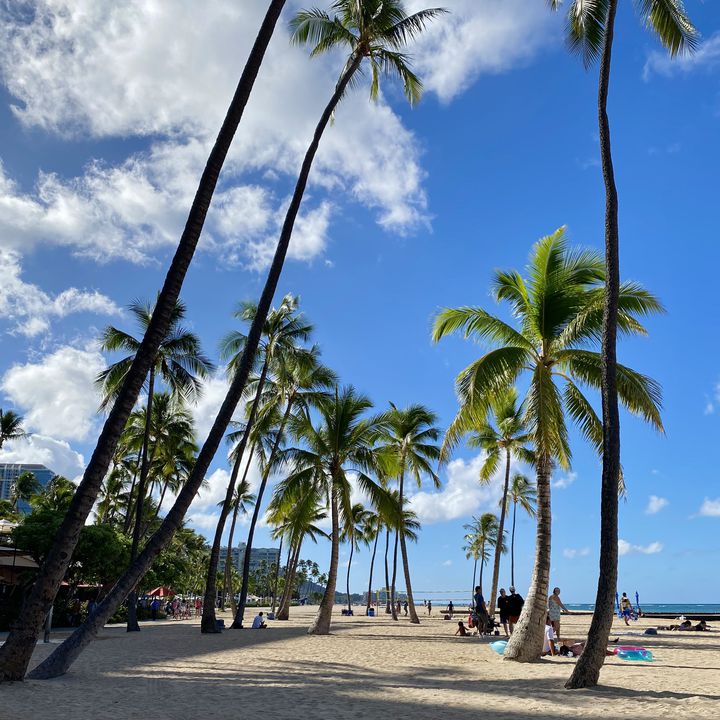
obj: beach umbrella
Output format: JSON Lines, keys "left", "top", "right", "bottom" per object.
{"left": 147, "top": 586, "right": 174, "bottom": 597}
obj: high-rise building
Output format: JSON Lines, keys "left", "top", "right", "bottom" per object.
{"left": 0, "top": 464, "right": 55, "bottom": 512}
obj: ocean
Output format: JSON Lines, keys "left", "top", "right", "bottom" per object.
{"left": 567, "top": 604, "right": 720, "bottom": 615}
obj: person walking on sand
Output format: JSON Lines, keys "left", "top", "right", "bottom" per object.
{"left": 403, "top": 600, "right": 408, "bottom": 616}
{"left": 620, "top": 592, "right": 634, "bottom": 626}
{"left": 427, "top": 600, "right": 432, "bottom": 616}
{"left": 548, "top": 587, "right": 568, "bottom": 637}
{"left": 506, "top": 586, "right": 524, "bottom": 635}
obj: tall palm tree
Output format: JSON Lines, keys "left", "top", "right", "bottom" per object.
{"left": 279, "top": 386, "right": 390, "bottom": 634}
{"left": 506, "top": 473, "right": 536, "bottom": 588}
{"left": 202, "top": 295, "right": 311, "bottom": 633}
{"left": 0, "top": 409, "right": 26, "bottom": 450}
{"left": 463, "top": 513, "right": 503, "bottom": 598}
{"left": 547, "top": 0, "right": 697, "bottom": 690}
{"left": 98, "top": 300, "right": 212, "bottom": 632}
{"left": 362, "top": 509, "right": 382, "bottom": 614}
{"left": 380, "top": 404, "right": 440, "bottom": 624}
{"left": 0, "top": 1, "right": 286, "bottom": 680}
{"left": 442, "top": 387, "right": 533, "bottom": 618}
{"left": 341, "top": 503, "right": 372, "bottom": 613}
{"left": 433, "top": 228, "right": 664, "bottom": 662}
{"left": 11, "top": 472, "right": 43, "bottom": 511}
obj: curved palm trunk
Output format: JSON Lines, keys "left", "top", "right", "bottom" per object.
{"left": 504, "top": 454, "right": 552, "bottom": 662}
{"left": 345, "top": 542, "right": 354, "bottom": 613}
{"left": 231, "top": 399, "right": 294, "bottom": 628}
{"left": 277, "top": 541, "right": 302, "bottom": 620}
{"left": 126, "top": 367, "right": 156, "bottom": 632}
{"left": 366, "top": 531, "right": 379, "bottom": 614}
{"left": 201, "top": 358, "right": 269, "bottom": 633}
{"left": 488, "top": 448, "right": 511, "bottom": 617}
{"left": 399, "top": 533, "right": 419, "bottom": 624}
{"left": 384, "top": 529, "right": 391, "bottom": 614}
{"left": 389, "top": 530, "right": 399, "bottom": 621}
{"left": 567, "top": 0, "right": 620, "bottom": 690}
{"left": 308, "top": 488, "right": 339, "bottom": 635}
{"left": 122, "top": 449, "right": 143, "bottom": 534}
{"left": 0, "top": 0, "right": 286, "bottom": 682}
{"left": 471, "top": 557, "right": 478, "bottom": 604}
{"left": 271, "top": 535, "right": 283, "bottom": 614}
{"left": 510, "top": 501, "right": 517, "bottom": 587}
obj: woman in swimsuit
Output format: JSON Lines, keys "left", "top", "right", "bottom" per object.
{"left": 548, "top": 587, "right": 568, "bottom": 637}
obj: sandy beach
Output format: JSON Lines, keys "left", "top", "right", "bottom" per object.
{"left": 2, "top": 606, "right": 718, "bottom": 720}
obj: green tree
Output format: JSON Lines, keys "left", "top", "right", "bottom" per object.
{"left": 0, "top": 1, "right": 286, "bottom": 681}
{"left": 362, "top": 508, "right": 382, "bottom": 614}
{"left": 11, "top": 472, "right": 43, "bottom": 512}
{"left": 547, "top": 0, "right": 697, "bottom": 689}
{"left": 98, "top": 300, "right": 212, "bottom": 632}
{"left": 0, "top": 409, "right": 26, "bottom": 450}
{"left": 379, "top": 404, "right": 440, "bottom": 624}
{"left": 442, "top": 386, "right": 532, "bottom": 617}
{"left": 341, "top": 503, "right": 372, "bottom": 613}
{"left": 505, "top": 473, "right": 536, "bottom": 588}
{"left": 433, "top": 228, "right": 663, "bottom": 661}
{"left": 463, "top": 513, "right": 503, "bottom": 599}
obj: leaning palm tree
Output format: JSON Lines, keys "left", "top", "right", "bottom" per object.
{"left": 0, "top": 2, "right": 286, "bottom": 681}
{"left": 379, "top": 403, "right": 440, "bottom": 624}
{"left": 506, "top": 473, "right": 536, "bottom": 588}
{"left": 433, "top": 228, "right": 664, "bottom": 662}
{"left": 0, "top": 409, "right": 26, "bottom": 450}
{"left": 442, "top": 387, "right": 533, "bottom": 618}
{"left": 341, "top": 503, "right": 372, "bottom": 613}
{"left": 279, "top": 386, "right": 391, "bottom": 634}
{"left": 98, "top": 300, "right": 212, "bottom": 632}
{"left": 547, "top": 0, "right": 697, "bottom": 689}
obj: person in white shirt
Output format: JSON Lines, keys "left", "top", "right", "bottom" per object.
{"left": 542, "top": 616, "right": 556, "bottom": 656}
{"left": 252, "top": 612, "right": 267, "bottom": 629}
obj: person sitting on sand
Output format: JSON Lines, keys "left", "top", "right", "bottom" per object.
{"left": 455, "top": 621, "right": 469, "bottom": 637}
{"left": 694, "top": 620, "right": 710, "bottom": 631}
{"left": 252, "top": 611, "right": 267, "bottom": 629}
{"left": 542, "top": 616, "right": 557, "bottom": 657}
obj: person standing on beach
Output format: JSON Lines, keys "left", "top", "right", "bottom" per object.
{"left": 505, "top": 586, "right": 524, "bottom": 634}
{"left": 403, "top": 601, "right": 408, "bottom": 617}
{"left": 473, "top": 586, "right": 489, "bottom": 633}
{"left": 620, "top": 592, "right": 634, "bottom": 626}
{"left": 448, "top": 600, "right": 454, "bottom": 617}
{"left": 427, "top": 600, "right": 432, "bottom": 616}
{"left": 548, "top": 587, "right": 568, "bottom": 637}
{"left": 497, "top": 589, "right": 510, "bottom": 637}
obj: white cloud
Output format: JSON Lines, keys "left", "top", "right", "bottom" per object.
{"left": 0, "top": 248, "right": 121, "bottom": 336}
{"left": 0, "top": 433, "right": 85, "bottom": 480}
{"left": 563, "top": 547, "right": 590, "bottom": 560}
{"left": 442, "top": 559, "right": 453, "bottom": 567}
{"left": 618, "top": 539, "right": 663, "bottom": 556}
{"left": 188, "top": 372, "right": 233, "bottom": 445}
{"left": 408, "top": 453, "right": 505, "bottom": 524}
{"left": 552, "top": 471, "right": 577, "bottom": 490}
{"left": 645, "top": 495, "right": 668, "bottom": 515}
{"left": 644, "top": 33, "right": 720, "bottom": 81}
{"left": 1, "top": 345, "right": 105, "bottom": 441}
{"left": 698, "top": 498, "right": 720, "bottom": 518}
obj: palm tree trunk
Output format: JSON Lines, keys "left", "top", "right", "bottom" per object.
{"left": 126, "top": 366, "right": 156, "bottom": 633}
{"left": 366, "top": 531, "right": 379, "bottom": 614}
{"left": 308, "top": 488, "right": 340, "bottom": 635}
{"left": 471, "top": 558, "right": 477, "bottom": 603}
{"left": 504, "top": 453, "right": 552, "bottom": 662}
{"left": 384, "top": 529, "right": 391, "bottom": 614}
{"left": 346, "top": 542, "right": 354, "bottom": 613}
{"left": 277, "top": 541, "right": 302, "bottom": 621}
{"left": 566, "top": 0, "right": 620, "bottom": 690}
{"left": 399, "top": 532, "right": 419, "bottom": 624}
{"left": 0, "top": 0, "right": 286, "bottom": 682}
{"left": 153, "top": 474, "right": 173, "bottom": 520}
{"left": 122, "top": 449, "right": 143, "bottom": 534}
{"left": 271, "top": 535, "right": 283, "bottom": 614}
{"left": 232, "top": 398, "right": 295, "bottom": 629}
{"left": 511, "top": 501, "right": 517, "bottom": 587}
{"left": 488, "top": 448, "right": 511, "bottom": 617}
{"left": 389, "top": 530, "right": 399, "bottom": 621}
{"left": 202, "top": 358, "right": 269, "bottom": 633}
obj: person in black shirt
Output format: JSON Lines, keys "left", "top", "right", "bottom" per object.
{"left": 505, "top": 586, "right": 524, "bottom": 634}
{"left": 497, "top": 588, "right": 510, "bottom": 637}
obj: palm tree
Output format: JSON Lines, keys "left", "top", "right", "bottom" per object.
{"left": 433, "top": 228, "right": 664, "bottom": 662}
{"left": 0, "top": 1, "right": 286, "bottom": 680}
{"left": 202, "top": 295, "right": 311, "bottom": 633}
{"left": 442, "top": 387, "right": 533, "bottom": 618}
{"left": 11, "top": 472, "right": 43, "bottom": 511}
{"left": 341, "top": 503, "right": 372, "bottom": 613}
{"left": 0, "top": 409, "right": 26, "bottom": 450}
{"left": 463, "top": 513, "right": 503, "bottom": 599}
{"left": 379, "top": 404, "right": 440, "bottom": 624}
{"left": 506, "top": 473, "right": 536, "bottom": 588}
{"left": 362, "top": 509, "right": 382, "bottom": 614}
{"left": 547, "top": 0, "right": 697, "bottom": 690}
{"left": 279, "top": 386, "right": 390, "bottom": 634}
{"left": 98, "top": 300, "right": 212, "bottom": 632}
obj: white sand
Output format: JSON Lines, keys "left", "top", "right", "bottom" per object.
{"left": 2, "top": 607, "right": 718, "bottom": 720}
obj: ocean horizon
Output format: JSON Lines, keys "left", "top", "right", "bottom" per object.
{"left": 567, "top": 604, "right": 720, "bottom": 614}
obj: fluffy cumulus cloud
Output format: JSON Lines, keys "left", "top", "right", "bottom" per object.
{"left": 407, "top": 453, "right": 505, "bottom": 524}
{"left": 563, "top": 547, "right": 590, "bottom": 560}
{"left": 644, "top": 33, "right": 720, "bottom": 81}
{"left": 188, "top": 372, "right": 232, "bottom": 445}
{"left": 0, "top": 433, "right": 85, "bottom": 479}
{"left": 645, "top": 495, "right": 668, "bottom": 515}
{"left": 0, "top": 0, "right": 554, "bottom": 270}
{"left": 618, "top": 539, "right": 663, "bottom": 556}
{"left": 551, "top": 471, "right": 577, "bottom": 490}
{"left": 0, "top": 248, "right": 120, "bottom": 336}
{"left": 1, "top": 344, "right": 105, "bottom": 441}
{"left": 698, "top": 498, "right": 720, "bottom": 518}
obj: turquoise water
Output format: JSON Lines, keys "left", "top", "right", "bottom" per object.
{"left": 567, "top": 604, "right": 720, "bottom": 614}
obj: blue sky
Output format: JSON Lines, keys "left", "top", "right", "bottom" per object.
{"left": 1, "top": 1, "right": 719, "bottom": 604}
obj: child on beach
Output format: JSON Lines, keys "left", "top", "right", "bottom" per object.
{"left": 455, "top": 621, "right": 469, "bottom": 637}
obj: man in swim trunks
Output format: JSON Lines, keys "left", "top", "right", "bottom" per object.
{"left": 620, "top": 592, "right": 633, "bottom": 626}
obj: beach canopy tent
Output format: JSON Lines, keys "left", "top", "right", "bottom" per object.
{"left": 147, "top": 586, "right": 175, "bottom": 598}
